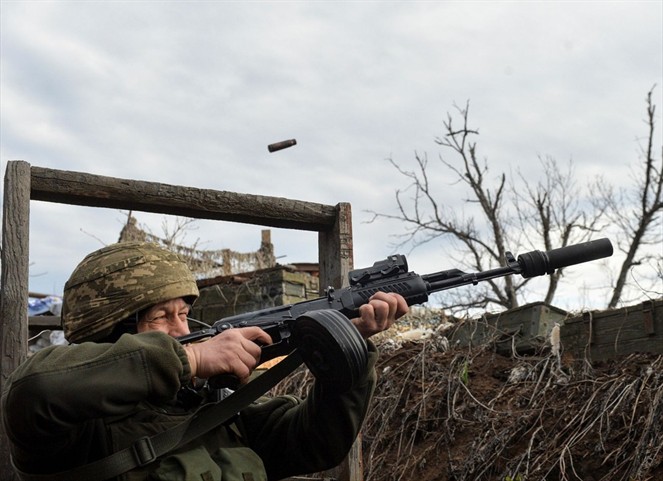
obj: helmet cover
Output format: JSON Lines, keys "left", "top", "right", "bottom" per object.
{"left": 61, "top": 241, "right": 199, "bottom": 343}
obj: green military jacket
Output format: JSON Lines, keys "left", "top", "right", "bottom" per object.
{"left": 1, "top": 331, "right": 378, "bottom": 481}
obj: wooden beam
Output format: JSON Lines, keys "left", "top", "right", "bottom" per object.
{"left": 30, "top": 166, "right": 338, "bottom": 231}
{"left": 28, "top": 316, "right": 62, "bottom": 329}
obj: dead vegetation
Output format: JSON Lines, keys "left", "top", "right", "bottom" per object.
{"left": 274, "top": 329, "right": 663, "bottom": 481}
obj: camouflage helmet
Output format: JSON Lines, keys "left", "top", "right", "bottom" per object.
{"left": 62, "top": 241, "right": 199, "bottom": 343}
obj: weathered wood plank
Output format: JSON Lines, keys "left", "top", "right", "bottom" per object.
{"left": 317, "top": 202, "right": 360, "bottom": 481}
{"left": 318, "top": 202, "right": 354, "bottom": 290}
{"left": 0, "top": 161, "right": 31, "bottom": 481}
{"left": 28, "top": 316, "right": 62, "bottom": 329}
{"left": 30, "top": 166, "right": 339, "bottom": 231}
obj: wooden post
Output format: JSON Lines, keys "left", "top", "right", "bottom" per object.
{"left": 0, "top": 161, "right": 31, "bottom": 480}
{"left": 318, "top": 202, "right": 354, "bottom": 292}
{"left": 318, "top": 202, "right": 363, "bottom": 481}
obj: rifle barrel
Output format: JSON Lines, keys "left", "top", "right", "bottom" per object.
{"left": 424, "top": 265, "right": 515, "bottom": 294}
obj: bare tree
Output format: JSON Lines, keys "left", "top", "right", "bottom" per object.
{"left": 369, "top": 101, "right": 601, "bottom": 312}
{"left": 511, "top": 156, "right": 604, "bottom": 304}
{"left": 594, "top": 87, "right": 663, "bottom": 308}
{"left": 368, "top": 102, "right": 515, "bottom": 311}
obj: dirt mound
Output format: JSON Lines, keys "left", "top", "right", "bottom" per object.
{"left": 276, "top": 336, "right": 663, "bottom": 481}
{"left": 363, "top": 339, "right": 663, "bottom": 481}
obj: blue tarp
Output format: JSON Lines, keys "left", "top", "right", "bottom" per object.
{"left": 28, "top": 296, "right": 62, "bottom": 316}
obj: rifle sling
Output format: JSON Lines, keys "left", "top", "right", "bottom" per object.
{"left": 12, "top": 351, "right": 304, "bottom": 481}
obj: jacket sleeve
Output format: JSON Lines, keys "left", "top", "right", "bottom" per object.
{"left": 238, "top": 341, "right": 379, "bottom": 480}
{"left": 1, "top": 331, "right": 191, "bottom": 452}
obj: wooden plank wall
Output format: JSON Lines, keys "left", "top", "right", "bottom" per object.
{"left": 562, "top": 298, "right": 663, "bottom": 361}
{"left": 0, "top": 161, "right": 355, "bottom": 480}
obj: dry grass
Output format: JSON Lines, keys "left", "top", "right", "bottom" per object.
{"left": 273, "top": 332, "right": 663, "bottom": 481}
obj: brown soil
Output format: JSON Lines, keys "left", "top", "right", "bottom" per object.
{"left": 277, "top": 336, "right": 663, "bottom": 481}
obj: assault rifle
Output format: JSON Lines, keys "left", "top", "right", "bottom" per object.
{"left": 179, "top": 238, "right": 613, "bottom": 390}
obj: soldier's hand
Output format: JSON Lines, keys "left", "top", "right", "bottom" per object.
{"left": 353, "top": 292, "right": 408, "bottom": 339}
{"left": 183, "top": 327, "right": 273, "bottom": 383}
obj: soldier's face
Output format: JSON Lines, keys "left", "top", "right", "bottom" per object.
{"left": 137, "top": 297, "right": 191, "bottom": 337}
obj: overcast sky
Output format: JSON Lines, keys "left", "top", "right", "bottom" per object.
{"left": 1, "top": 1, "right": 661, "bottom": 312}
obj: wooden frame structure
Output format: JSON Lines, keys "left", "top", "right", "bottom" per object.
{"left": 0, "top": 160, "right": 356, "bottom": 479}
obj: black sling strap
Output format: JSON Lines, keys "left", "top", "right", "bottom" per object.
{"left": 12, "top": 351, "right": 304, "bottom": 481}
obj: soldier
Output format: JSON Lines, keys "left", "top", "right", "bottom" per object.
{"left": 2, "top": 241, "right": 408, "bottom": 480}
